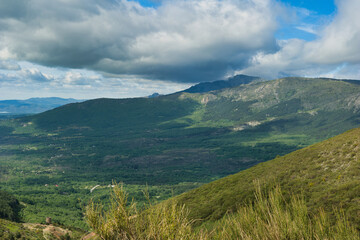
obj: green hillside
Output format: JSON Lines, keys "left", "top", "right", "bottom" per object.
{"left": 1, "top": 77, "right": 360, "bottom": 228}
{"left": 174, "top": 127, "right": 360, "bottom": 227}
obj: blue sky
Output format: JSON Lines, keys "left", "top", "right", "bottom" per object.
{"left": 137, "top": 0, "right": 337, "bottom": 15}
{"left": 276, "top": 0, "right": 336, "bottom": 40}
{"left": 282, "top": 0, "right": 336, "bottom": 15}
{"left": 135, "top": 0, "right": 160, "bottom": 7}
{"left": 0, "top": 0, "right": 359, "bottom": 99}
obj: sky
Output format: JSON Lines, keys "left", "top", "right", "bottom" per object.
{"left": 0, "top": 0, "right": 359, "bottom": 100}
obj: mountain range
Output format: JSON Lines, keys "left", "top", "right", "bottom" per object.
{"left": 0, "top": 97, "right": 83, "bottom": 115}
{"left": 0, "top": 75, "right": 360, "bottom": 233}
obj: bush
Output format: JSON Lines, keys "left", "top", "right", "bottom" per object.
{"left": 0, "top": 190, "right": 22, "bottom": 222}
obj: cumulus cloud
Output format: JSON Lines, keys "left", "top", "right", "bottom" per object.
{"left": 305, "top": 0, "right": 360, "bottom": 64}
{"left": 62, "top": 72, "right": 97, "bottom": 86}
{"left": 240, "top": 0, "right": 360, "bottom": 80}
{"left": 0, "top": 63, "right": 191, "bottom": 100}
{"left": 0, "top": 0, "right": 279, "bottom": 82}
{"left": 239, "top": 39, "right": 308, "bottom": 79}
{"left": 20, "top": 68, "right": 54, "bottom": 82}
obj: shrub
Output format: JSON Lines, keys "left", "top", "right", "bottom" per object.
{"left": 86, "top": 184, "right": 197, "bottom": 240}
{"left": 0, "top": 190, "right": 22, "bottom": 222}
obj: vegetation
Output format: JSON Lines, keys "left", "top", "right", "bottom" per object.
{"left": 86, "top": 184, "right": 359, "bottom": 240}
{"left": 0, "top": 218, "right": 87, "bottom": 240}
{"left": 0, "top": 218, "right": 45, "bottom": 240}
{"left": 209, "top": 185, "right": 359, "bottom": 240}
{"left": 173, "top": 127, "right": 360, "bottom": 227}
{"left": 1, "top": 77, "right": 360, "bottom": 228}
{"left": 86, "top": 185, "right": 195, "bottom": 240}
{"left": 0, "top": 190, "right": 22, "bottom": 222}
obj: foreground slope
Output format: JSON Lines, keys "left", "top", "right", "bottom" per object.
{"left": 174, "top": 127, "right": 360, "bottom": 226}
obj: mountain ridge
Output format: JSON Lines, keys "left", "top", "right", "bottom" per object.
{"left": 0, "top": 97, "right": 84, "bottom": 115}
{"left": 182, "top": 74, "right": 261, "bottom": 93}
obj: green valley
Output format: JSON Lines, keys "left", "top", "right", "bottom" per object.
{"left": 1, "top": 76, "right": 360, "bottom": 231}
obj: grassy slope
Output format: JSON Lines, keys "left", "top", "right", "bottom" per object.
{"left": 174, "top": 127, "right": 360, "bottom": 227}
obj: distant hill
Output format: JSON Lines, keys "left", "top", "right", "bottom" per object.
{"left": 173, "top": 126, "right": 360, "bottom": 227}
{"left": 182, "top": 74, "right": 261, "bottom": 93}
{"left": 29, "top": 77, "right": 360, "bottom": 139}
{"left": 0, "top": 97, "right": 83, "bottom": 115}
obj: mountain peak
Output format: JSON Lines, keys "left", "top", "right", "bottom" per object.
{"left": 182, "top": 74, "right": 261, "bottom": 94}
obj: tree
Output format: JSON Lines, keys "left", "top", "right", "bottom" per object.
{"left": 0, "top": 190, "right": 22, "bottom": 222}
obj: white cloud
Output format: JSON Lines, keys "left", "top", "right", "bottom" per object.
{"left": 0, "top": 0, "right": 280, "bottom": 82}
{"left": 238, "top": 39, "right": 307, "bottom": 79}
{"left": 0, "top": 62, "right": 191, "bottom": 100}
{"left": 21, "top": 68, "right": 54, "bottom": 82}
{"left": 240, "top": 0, "right": 360, "bottom": 80}
{"left": 296, "top": 25, "right": 317, "bottom": 35}
{"left": 305, "top": 0, "right": 360, "bottom": 64}
{"left": 62, "top": 72, "right": 96, "bottom": 86}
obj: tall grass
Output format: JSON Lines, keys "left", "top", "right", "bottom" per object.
{"left": 85, "top": 185, "right": 198, "bottom": 240}
{"left": 85, "top": 184, "right": 359, "bottom": 240}
{"left": 210, "top": 184, "right": 359, "bottom": 240}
